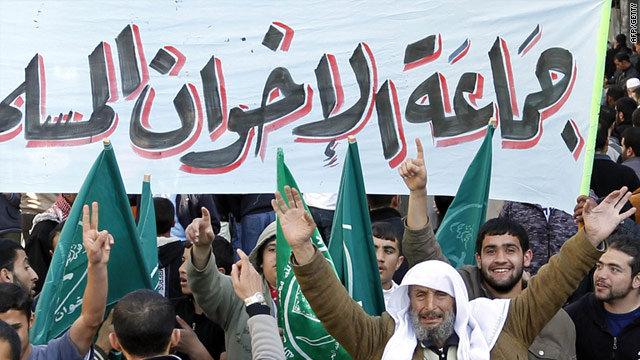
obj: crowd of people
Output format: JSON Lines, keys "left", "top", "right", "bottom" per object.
{"left": 0, "top": 35, "right": 640, "bottom": 360}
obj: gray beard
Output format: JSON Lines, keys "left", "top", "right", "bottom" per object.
{"left": 410, "top": 309, "right": 455, "bottom": 346}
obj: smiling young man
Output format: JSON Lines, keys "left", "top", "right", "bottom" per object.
{"left": 371, "top": 222, "right": 404, "bottom": 307}
{"left": 566, "top": 227, "right": 640, "bottom": 360}
{"left": 401, "top": 140, "right": 578, "bottom": 359}
{"left": 271, "top": 176, "right": 632, "bottom": 359}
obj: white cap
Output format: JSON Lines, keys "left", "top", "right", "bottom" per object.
{"left": 627, "top": 77, "right": 640, "bottom": 90}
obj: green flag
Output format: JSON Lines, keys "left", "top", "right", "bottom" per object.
{"left": 31, "top": 141, "right": 157, "bottom": 344}
{"left": 276, "top": 148, "right": 351, "bottom": 359}
{"left": 137, "top": 176, "right": 159, "bottom": 290}
{"left": 435, "top": 123, "right": 495, "bottom": 268}
{"left": 328, "top": 138, "right": 385, "bottom": 316}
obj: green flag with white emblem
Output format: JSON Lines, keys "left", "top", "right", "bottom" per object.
{"left": 435, "top": 122, "right": 495, "bottom": 268}
{"left": 31, "top": 141, "right": 157, "bottom": 344}
{"left": 276, "top": 148, "right": 351, "bottom": 359}
{"left": 328, "top": 137, "right": 385, "bottom": 316}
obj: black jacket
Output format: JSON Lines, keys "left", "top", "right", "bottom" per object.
{"left": 176, "top": 194, "right": 220, "bottom": 235}
{"left": 565, "top": 292, "right": 640, "bottom": 360}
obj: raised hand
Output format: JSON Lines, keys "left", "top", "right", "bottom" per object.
{"left": 174, "top": 315, "right": 213, "bottom": 360}
{"left": 583, "top": 186, "right": 636, "bottom": 246}
{"left": 573, "top": 194, "right": 591, "bottom": 224}
{"left": 398, "top": 138, "right": 427, "bottom": 192}
{"left": 271, "top": 186, "right": 316, "bottom": 250}
{"left": 82, "top": 202, "right": 114, "bottom": 266}
{"left": 185, "top": 207, "right": 215, "bottom": 248}
{"left": 231, "top": 249, "right": 263, "bottom": 301}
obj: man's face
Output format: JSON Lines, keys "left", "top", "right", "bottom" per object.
{"left": 0, "top": 310, "right": 32, "bottom": 359}
{"left": 594, "top": 248, "right": 638, "bottom": 303}
{"left": 621, "top": 137, "right": 635, "bottom": 162}
{"left": 476, "top": 234, "right": 531, "bottom": 295}
{"left": 373, "top": 237, "right": 404, "bottom": 290}
{"left": 61, "top": 193, "right": 77, "bottom": 205}
{"left": 409, "top": 285, "right": 455, "bottom": 328}
{"left": 261, "top": 240, "right": 277, "bottom": 288}
{"left": 178, "top": 248, "right": 192, "bottom": 296}
{"left": 409, "top": 285, "right": 455, "bottom": 345}
{"left": 3, "top": 250, "right": 39, "bottom": 297}
{"left": 615, "top": 59, "right": 630, "bottom": 71}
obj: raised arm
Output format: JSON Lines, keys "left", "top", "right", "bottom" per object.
{"left": 231, "top": 250, "right": 285, "bottom": 360}
{"left": 398, "top": 139, "right": 447, "bottom": 266}
{"left": 502, "top": 187, "right": 636, "bottom": 348}
{"left": 185, "top": 207, "right": 246, "bottom": 328}
{"left": 69, "top": 202, "right": 113, "bottom": 356}
{"left": 186, "top": 207, "right": 216, "bottom": 270}
{"left": 272, "top": 187, "right": 390, "bottom": 359}
{"left": 399, "top": 138, "right": 428, "bottom": 230}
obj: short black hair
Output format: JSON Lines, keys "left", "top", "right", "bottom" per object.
{"left": 0, "top": 319, "right": 20, "bottom": 360}
{"left": 607, "top": 86, "right": 626, "bottom": 103}
{"left": 600, "top": 105, "right": 617, "bottom": 130}
{"left": 595, "top": 121, "right": 610, "bottom": 151}
{"left": 615, "top": 52, "right": 631, "bottom": 63}
{"left": 476, "top": 217, "right": 530, "bottom": 254}
{"left": 607, "top": 227, "right": 640, "bottom": 278}
{"left": 616, "top": 33, "right": 627, "bottom": 45}
{"left": 371, "top": 221, "right": 403, "bottom": 254}
{"left": 622, "top": 127, "right": 640, "bottom": 156}
{"left": 632, "top": 107, "right": 640, "bottom": 127}
{"left": 616, "top": 97, "right": 637, "bottom": 124}
{"left": 0, "top": 283, "right": 32, "bottom": 319}
{"left": 212, "top": 236, "right": 234, "bottom": 275}
{"left": 0, "top": 240, "right": 23, "bottom": 273}
{"left": 153, "top": 197, "right": 175, "bottom": 235}
{"left": 367, "top": 195, "right": 396, "bottom": 209}
{"left": 48, "top": 221, "right": 65, "bottom": 249}
{"left": 112, "top": 289, "right": 175, "bottom": 358}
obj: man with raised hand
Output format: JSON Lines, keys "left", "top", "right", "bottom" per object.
{"left": 185, "top": 208, "right": 275, "bottom": 360}
{"left": 273, "top": 172, "right": 634, "bottom": 359}
{"left": 400, "top": 138, "right": 578, "bottom": 359}
{"left": 0, "top": 202, "right": 112, "bottom": 360}
{"left": 230, "top": 249, "right": 285, "bottom": 360}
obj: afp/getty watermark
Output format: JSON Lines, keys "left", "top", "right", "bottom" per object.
{"left": 632, "top": 0, "right": 639, "bottom": 44}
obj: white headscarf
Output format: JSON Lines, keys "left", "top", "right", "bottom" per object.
{"left": 382, "top": 260, "right": 510, "bottom": 360}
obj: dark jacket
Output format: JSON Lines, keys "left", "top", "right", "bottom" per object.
{"left": 565, "top": 293, "right": 640, "bottom": 360}
{"left": 176, "top": 194, "right": 220, "bottom": 236}
{"left": 0, "top": 193, "right": 21, "bottom": 235}
{"left": 591, "top": 154, "right": 640, "bottom": 198}
{"left": 26, "top": 219, "right": 59, "bottom": 294}
{"left": 158, "top": 239, "right": 184, "bottom": 300}
{"left": 172, "top": 296, "right": 226, "bottom": 360}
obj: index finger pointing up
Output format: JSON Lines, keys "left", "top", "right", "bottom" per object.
{"left": 415, "top": 138, "right": 424, "bottom": 160}
{"left": 82, "top": 204, "right": 90, "bottom": 233}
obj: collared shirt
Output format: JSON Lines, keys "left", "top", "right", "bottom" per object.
{"left": 421, "top": 333, "right": 459, "bottom": 359}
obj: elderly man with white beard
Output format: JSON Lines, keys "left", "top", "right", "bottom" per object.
{"left": 273, "top": 182, "right": 634, "bottom": 358}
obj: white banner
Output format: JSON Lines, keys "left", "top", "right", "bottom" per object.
{"left": 0, "top": 1, "right": 608, "bottom": 212}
